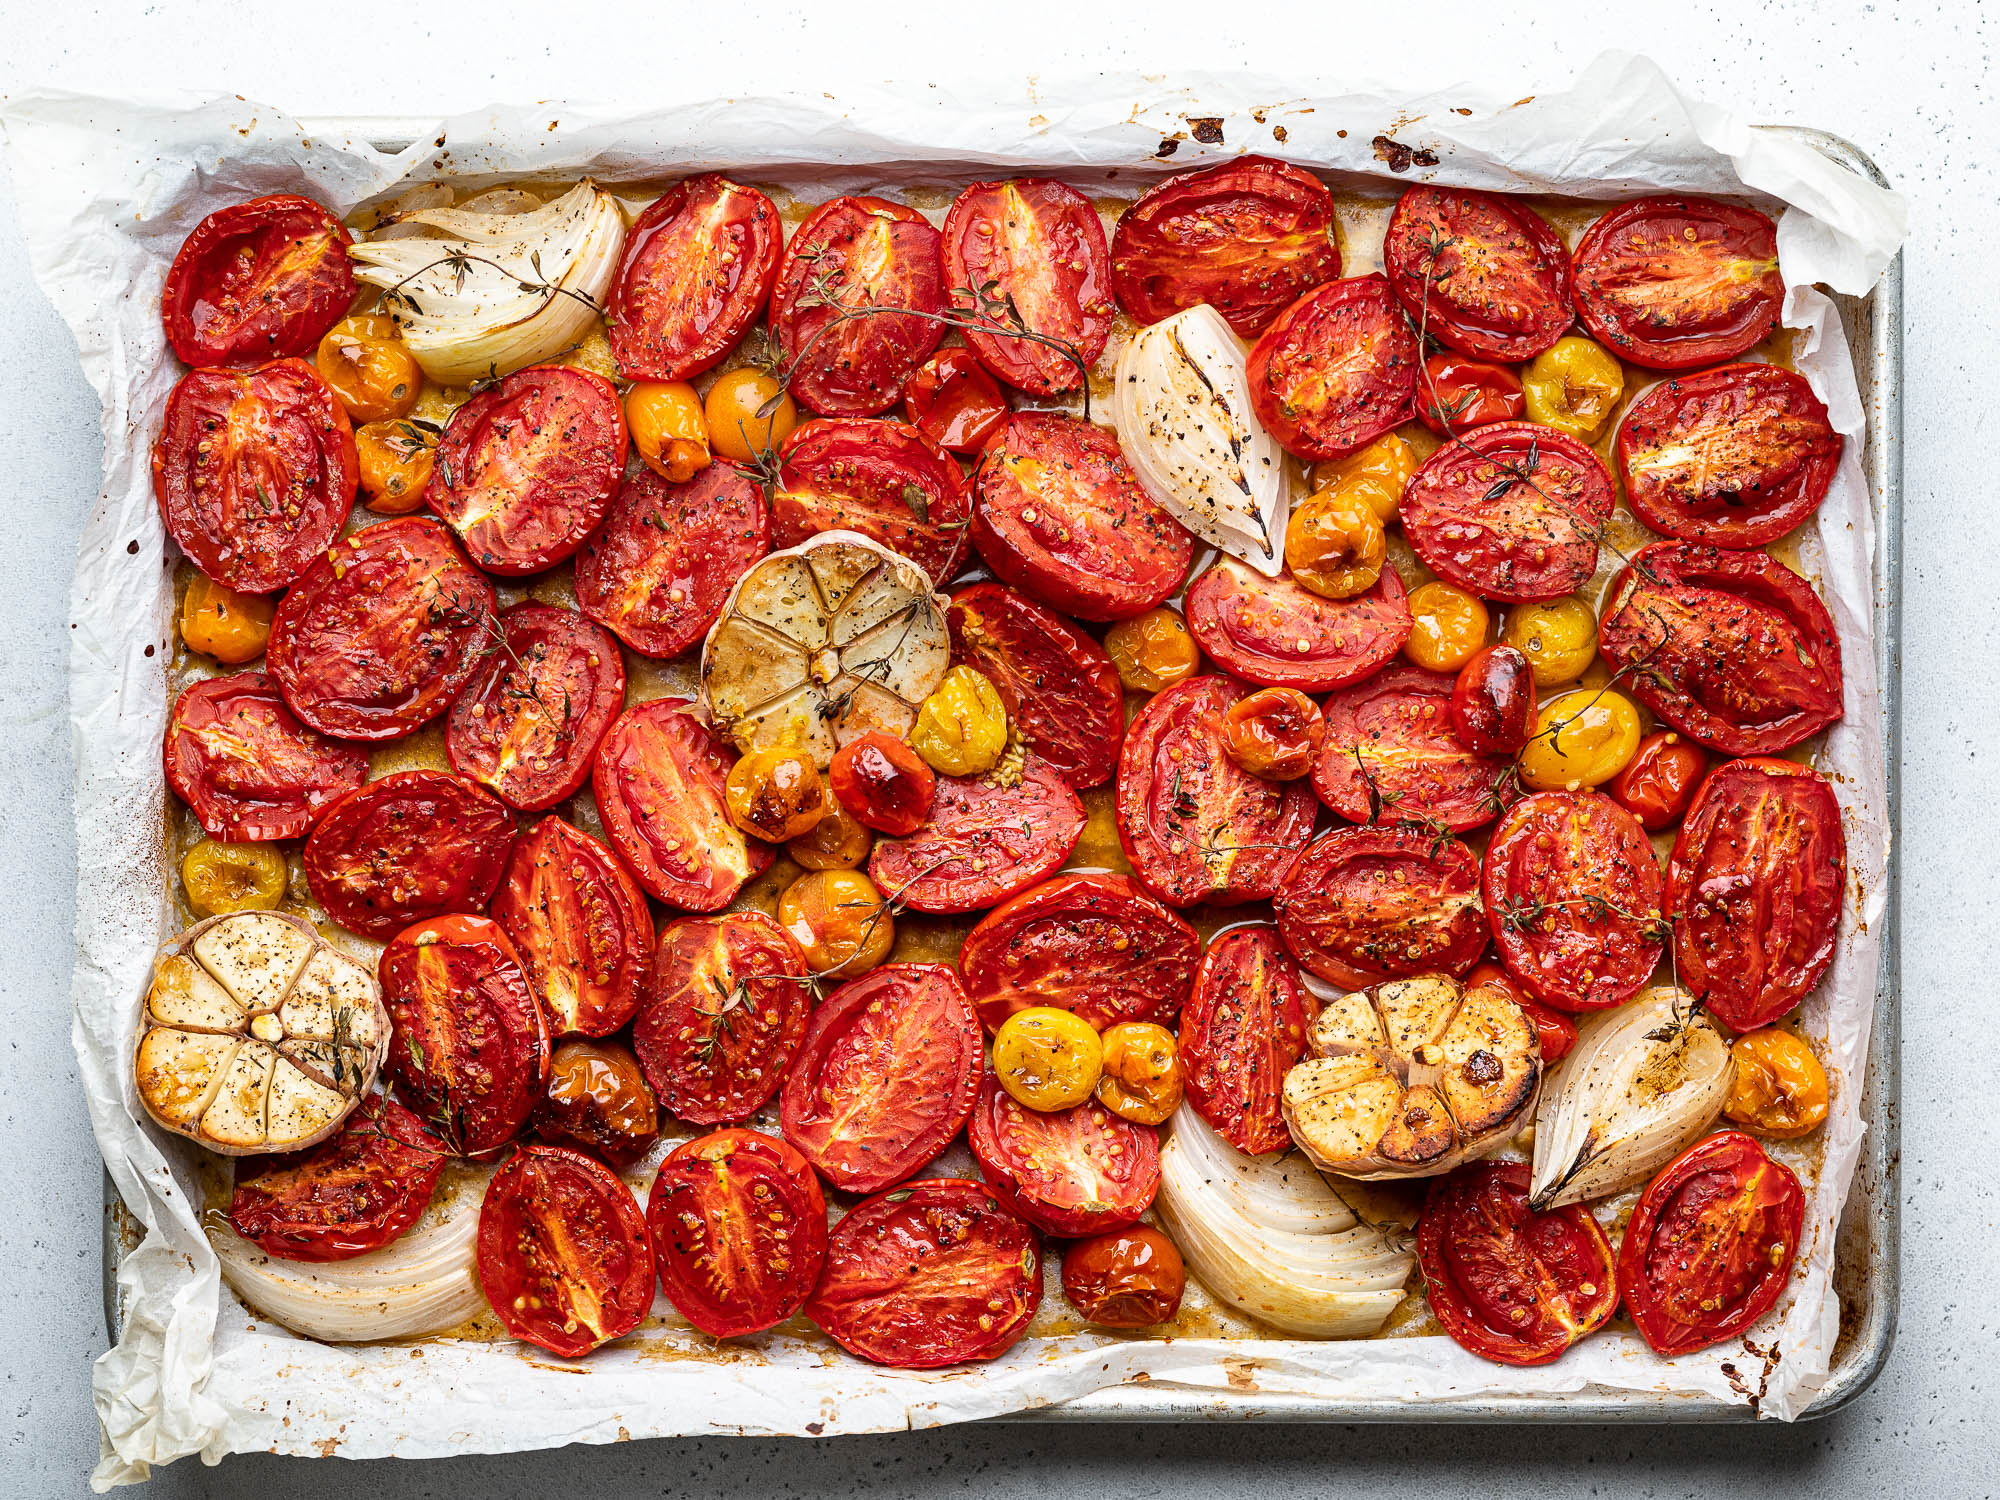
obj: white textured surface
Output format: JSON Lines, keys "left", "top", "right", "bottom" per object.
{"left": 1, "top": 1, "right": 1993, "bottom": 1494}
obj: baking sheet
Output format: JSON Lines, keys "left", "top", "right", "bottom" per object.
{"left": 0, "top": 52, "right": 1905, "bottom": 1489}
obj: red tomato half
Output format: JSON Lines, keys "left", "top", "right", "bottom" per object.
{"left": 608, "top": 174, "right": 783, "bottom": 382}
{"left": 774, "top": 417, "right": 971, "bottom": 582}
{"left": 1274, "top": 826, "right": 1487, "bottom": 990}
{"left": 770, "top": 195, "right": 946, "bottom": 416}
{"left": 428, "top": 365, "right": 625, "bottom": 576}
{"left": 153, "top": 359, "right": 357, "bottom": 594}
{"left": 1180, "top": 927, "right": 1311, "bottom": 1155}
{"left": 960, "top": 872, "right": 1201, "bottom": 1033}
{"left": 1311, "top": 662, "right": 1510, "bottom": 832}
{"left": 868, "top": 752, "right": 1085, "bottom": 914}
{"left": 942, "top": 179, "right": 1114, "bottom": 396}
{"left": 947, "top": 583, "right": 1125, "bottom": 790}
{"left": 1184, "top": 557, "right": 1411, "bottom": 693}
{"left": 162, "top": 195, "right": 356, "bottom": 367}
{"left": 1619, "top": 1131, "right": 1805, "bottom": 1356}
{"left": 164, "top": 672, "right": 368, "bottom": 841}
{"left": 445, "top": 603, "right": 626, "bottom": 810}
{"left": 1617, "top": 364, "right": 1842, "bottom": 548}
{"left": 1401, "top": 423, "right": 1615, "bottom": 603}
{"left": 806, "top": 1178, "right": 1041, "bottom": 1367}
{"left": 971, "top": 412, "right": 1193, "bottom": 620}
{"left": 477, "top": 1142, "right": 655, "bottom": 1357}
{"left": 968, "top": 1075, "right": 1159, "bottom": 1237}
{"left": 490, "top": 816, "right": 656, "bottom": 1038}
{"left": 904, "top": 348, "right": 1011, "bottom": 455}
{"left": 304, "top": 770, "right": 517, "bottom": 940}
{"left": 266, "top": 515, "right": 495, "bottom": 741}
{"left": 1246, "top": 274, "right": 1420, "bottom": 461}
{"left": 592, "top": 698, "right": 772, "bottom": 912}
{"left": 1418, "top": 356, "right": 1526, "bottom": 436}
{"left": 1669, "top": 758, "right": 1846, "bottom": 1032}
{"left": 1383, "top": 187, "right": 1574, "bottom": 362}
{"left": 779, "top": 963, "right": 982, "bottom": 1193}
{"left": 1115, "top": 674, "right": 1319, "bottom": 908}
{"left": 1483, "top": 790, "right": 1665, "bottom": 1012}
{"left": 1416, "top": 1161, "right": 1617, "bottom": 1366}
{"left": 1574, "top": 197, "right": 1783, "bottom": 370}
{"left": 1598, "top": 542, "right": 1843, "bottom": 755}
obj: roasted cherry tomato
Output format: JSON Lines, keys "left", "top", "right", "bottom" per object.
{"left": 153, "top": 358, "right": 357, "bottom": 594}
{"left": 949, "top": 582, "right": 1125, "bottom": 790}
{"left": 1104, "top": 606, "right": 1201, "bottom": 694}
{"left": 942, "top": 178, "right": 1114, "bottom": 396}
{"left": 780, "top": 963, "right": 983, "bottom": 1194}
{"left": 1468, "top": 961, "right": 1576, "bottom": 1064}
{"left": 1404, "top": 581, "right": 1491, "bottom": 674}
{"left": 773, "top": 416, "right": 970, "bottom": 581}
{"left": 1275, "top": 826, "right": 1488, "bottom": 990}
{"left": 609, "top": 174, "right": 782, "bottom": 382}
{"left": 165, "top": 673, "right": 368, "bottom": 841}
{"left": 1416, "top": 1161, "right": 1617, "bottom": 1366}
{"left": 315, "top": 314, "right": 420, "bottom": 424}
{"left": 180, "top": 840, "right": 287, "bottom": 916}
{"left": 624, "top": 380, "right": 711, "bottom": 483}
{"left": 1518, "top": 688, "right": 1643, "bottom": 792}
{"left": 227, "top": 1094, "right": 446, "bottom": 1262}
{"left": 969, "top": 1074, "right": 1157, "bottom": 1234}
{"left": 991, "top": 1007, "right": 1105, "bottom": 1113}
{"left": 1285, "top": 488, "right": 1387, "bottom": 600}
{"left": 1521, "top": 336, "right": 1624, "bottom": 442}
{"left": 162, "top": 194, "right": 356, "bottom": 367}
{"left": 828, "top": 731, "right": 936, "bottom": 836}
{"left": 1607, "top": 731, "right": 1709, "bottom": 831}
{"left": 806, "top": 1179, "right": 1041, "bottom": 1367}
{"left": 647, "top": 1128, "right": 828, "bottom": 1339}
{"left": 1725, "top": 1030, "right": 1831, "bottom": 1138}
{"left": 1452, "top": 644, "right": 1537, "bottom": 757}
{"left": 1062, "top": 1225, "right": 1186, "bottom": 1327}
{"left": 704, "top": 367, "right": 798, "bottom": 462}
{"left": 1618, "top": 1131, "right": 1804, "bottom": 1355}
{"left": 1247, "top": 274, "right": 1419, "bottom": 460}
{"left": 1094, "top": 1022, "right": 1185, "bottom": 1126}
{"left": 179, "top": 575, "right": 275, "bottom": 664}
{"left": 869, "top": 752, "right": 1085, "bottom": 914}
{"left": 1184, "top": 557, "right": 1411, "bottom": 693}
{"left": 1312, "top": 662, "right": 1509, "bottom": 831}
{"left": 1574, "top": 196, "right": 1783, "bottom": 370}
{"left": 910, "top": 665, "right": 1009, "bottom": 777}
{"left": 903, "top": 347, "right": 1011, "bottom": 454}
{"left": 725, "top": 743, "right": 828, "bottom": 842}
{"left": 533, "top": 1039, "right": 658, "bottom": 1166}
{"left": 1418, "top": 356, "right": 1526, "bottom": 436}
{"left": 1383, "top": 186, "right": 1573, "bottom": 361}
{"left": 778, "top": 868, "right": 895, "bottom": 978}
{"left": 354, "top": 418, "right": 437, "bottom": 514}
{"left": 305, "top": 770, "right": 517, "bottom": 940}
{"left": 1180, "top": 927, "right": 1310, "bottom": 1155}
{"left": 787, "top": 795, "right": 874, "bottom": 871}
{"left": 477, "top": 1142, "right": 655, "bottom": 1357}
{"left": 490, "top": 816, "right": 655, "bottom": 1037}
{"left": 1503, "top": 596, "right": 1599, "bottom": 688}
{"left": 1222, "top": 686, "right": 1325, "bottom": 781}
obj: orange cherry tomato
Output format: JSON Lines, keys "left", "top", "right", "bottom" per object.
{"left": 1094, "top": 1021, "right": 1184, "bottom": 1126}
{"left": 1104, "top": 607, "right": 1200, "bottom": 694}
{"left": 788, "top": 794, "right": 874, "bottom": 870}
{"left": 903, "top": 347, "right": 1011, "bottom": 454}
{"left": 1724, "top": 1029, "right": 1830, "bottom": 1139}
{"left": 315, "top": 314, "right": 421, "bottom": 423}
{"left": 179, "top": 575, "right": 274, "bottom": 663}
{"left": 1221, "top": 686, "right": 1325, "bottom": 781}
{"left": 1468, "top": 960, "right": 1575, "bottom": 1063}
{"left": 1405, "top": 580, "right": 1491, "bottom": 673}
{"left": 705, "top": 367, "right": 798, "bottom": 462}
{"left": 625, "top": 380, "right": 712, "bottom": 483}
{"left": 778, "top": 869, "right": 894, "bottom": 978}
{"left": 1608, "top": 731, "right": 1710, "bottom": 831}
{"left": 1285, "top": 488, "right": 1387, "bottom": 600}
{"left": 353, "top": 418, "right": 438, "bottom": 514}
{"left": 1061, "top": 1225, "right": 1186, "bottom": 1328}
{"left": 724, "top": 744, "right": 827, "bottom": 842}
{"left": 532, "top": 1038, "right": 659, "bottom": 1166}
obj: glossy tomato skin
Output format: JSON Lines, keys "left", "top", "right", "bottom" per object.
{"left": 266, "top": 516, "right": 495, "bottom": 741}
{"left": 164, "top": 673, "right": 369, "bottom": 841}
{"left": 960, "top": 872, "right": 1201, "bottom": 1033}
{"left": 476, "top": 1142, "right": 656, "bottom": 1358}
{"left": 445, "top": 603, "right": 626, "bottom": 810}
{"left": 490, "top": 816, "right": 655, "bottom": 1038}
{"left": 1468, "top": 961, "right": 1576, "bottom": 1064}
{"left": 1608, "top": 731, "right": 1709, "bottom": 831}
{"left": 428, "top": 365, "right": 626, "bottom": 576}
{"left": 153, "top": 359, "right": 357, "bottom": 594}
{"left": 971, "top": 412, "right": 1194, "bottom": 621}
{"left": 868, "top": 752, "right": 1085, "bottom": 914}
{"left": 1180, "top": 927, "right": 1311, "bottom": 1155}
{"left": 592, "top": 698, "right": 773, "bottom": 912}
{"left": 1061, "top": 1224, "right": 1186, "bottom": 1327}
{"left": 1274, "top": 826, "right": 1488, "bottom": 990}
{"left": 1598, "top": 542, "right": 1843, "bottom": 755}
{"left": 903, "top": 347, "right": 1010, "bottom": 454}
{"left": 770, "top": 195, "right": 945, "bottom": 416}
{"left": 1669, "top": 758, "right": 1846, "bottom": 1032}
{"left": 608, "top": 174, "right": 783, "bottom": 382}
{"left": 806, "top": 1178, "right": 1042, "bottom": 1368}
{"left": 1222, "top": 687, "right": 1325, "bottom": 781}
{"left": 779, "top": 963, "right": 983, "bottom": 1194}
{"left": 574, "top": 462, "right": 769, "bottom": 658}
{"left": 1312, "top": 661, "right": 1511, "bottom": 831}
{"left": 1574, "top": 196, "right": 1783, "bottom": 370}
{"left": 1247, "top": 274, "right": 1420, "bottom": 461}
{"left": 1619, "top": 1131, "right": 1805, "bottom": 1355}
{"left": 1416, "top": 1161, "right": 1617, "bottom": 1366}
{"left": 968, "top": 1075, "right": 1160, "bottom": 1237}
{"left": 304, "top": 770, "right": 517, "bottom": 940}
{"left": 947, "top": 583, "right": 1124, "bottom": 790}
{"left": 1383, "top": 187, "right": 1573, "bottom": 362}
{"left": 226, "top": 1093, "right": 447, "bottom": 1262}
{"left": 1616, "top": 364, "right": 1842, "bottom": 548}
{"left": 162, "top": 195, "right": 357, "bottom": 367}
{"left": 828, "top": 732, "right": 935, "bottom": 836}
{"left": 532, "top": 1038, "right": 659, "bottom": 1166}
{"left": 1418, "top": 356, "right": 1527, "bottom": 436}
{"left": 941, "top": 178, "right": 1114, "bottom": 396}
{"left": 1183, "top": 558, "right": 1412, "bottom": 694}
{"left": 648, "top": 1128, "right": 828, "bottom": 1339}
{"left": 773, "top": 417, "right": 971, "bottom": 582}
{"left": 1110, "top": 156, "right": 1340, "bottom": 337}
{"left": 1451, "top": 644, "right": 1538, "bottom": 758}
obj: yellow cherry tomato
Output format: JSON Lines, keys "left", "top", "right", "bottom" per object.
{"left": 1521, "top": 336, "right": 1624, "bottom": 443}
{"left": 315, "top": 314, "right": 421, "bottom": 423}
{"left": 1285, "top": 489, "right": 1387, "bottom": 600}
{"left": 1503, "top": 596, "right": 1600, "bottom": 688}
{"left": 353, "top": 418, "right": 437, "bottom": 514}
{"left": 787, "top": 793, "right": 873, "bottom": 871}
{"left": 724, "top": 745, "right": 826, "bottom": 842}
{"left": 181, "top": 840, "right": 287, "bottom": 917}
{"left": 992, "top": 1006, "right": 1103, "bottom": 1112}
{"left": 1403, "top": 580, "right": 1491, "bottom": 673}
{"left": 1094, "top": 1022, "right": 1184, "bottom": 1126}
{"left": 1518, "top": 688, "right": 1643, "bottom": 791}
{"left": 1104, "top": 607, "right": 1200, "bottom": 694}
{"left": 1308, "top": 431, "right": 1417, "bottom": 525}
{"left": 704, "top": 367, "right": 798, "bottom": 462}
{"left": 625, "top": 380, "right": 711, "bottom": 483}
{"left": 1724, "top": 1030, "right": 1831, "bottom": 1140}
{"left": 777, "top": 869, "right": 893, "bottom": 978}
{"left": 910, "top": 666, "right": 1008, "bottom": 777}
{"left": 179, "top": 576, "right": 274, "bottom": 664}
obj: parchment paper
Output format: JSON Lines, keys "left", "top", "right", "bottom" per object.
{"left": 0, "top": 50, "right": 1904, "bottom": 1489}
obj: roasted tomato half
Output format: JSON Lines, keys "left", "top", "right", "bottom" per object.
{"left": 153, "top": 359, "right": 357, "bottom": 594}
{"left": 266, "top": 515, "right": 495, "bottom": 741}
{"left": 608, "top": 174, "right": 783, "bottom": 382}
{"left": 805, "top": 1178, "right": 1041, "bottom": 1368}
{"left": 490, "top": 816, "right": 655, "bottom": 1038}
{"left": 162, "top": 194, "right": 356, "bottom": 367}
{"left": 304, "top": 770, "right": 517, "bottom": 940}
{"left": 1416, "top": 1161, "right": 1617, "bottom": 1366}
{"left": 1312, "top": 662, "right": 1511, "bottom": 832}
{"left": 868, "top": 752, "right": 1086, "bottom": 914}
{"left": 1111, "top": 155, "right": 1341, "bottom": 336}
{"left": 1275, "top": 826, "right": 1488, "bottom": 990}
{"left": 1115, "top": 675, "right": 1319, "bottom": 908}
{"left": 779, "top": 963, "right": 983, "bottom": 1194}
{"left": 1180, "top": 927, "right": 1312, "bottom": 1155}
{"left": 1401, "top": 423, "right": 1615, "bottom": 603}
{"left": 1483, "top": 790, "right": 1665, "bottom": 1012}
{"left": 1383, "top": 186, "right": 1573, "bottom": 362}
{"left": 904, "top": 347, "right": 1011, "bottom": 455}
{"left": 948, "top": 582, "right": 1125, "bottom": 790}
{"left": 164, "top": 673, "right": 369, "bottom": 841}
{"left": 1669, "top": 758, "right": 1846, "bottom": 1032}
{"left": 1598, "top": 542, "right": 1843, "bottom": 755}
{"left": 1247, "top": 274, "right": 1420, "bottom": 461}
{"left": 1418, "top": 356, "right": 1526, "bottom": 436}
{"left": 1617, "top": 363, "right": 1842, "bottom": 548}
{"left": 1184, "top": 557, "right": 1411, "bottom": 692}
{"left": 968, "top": 1075, "right": 1160, "bottom": 1237}
{"left": 1619, "top": 1131, "right": 1805, "bottom": 1355}
{"left": 1573, "top": 196, "right": 1783, "bottom": 370}
{"left": 773, "top": 417, "right": 972, "bottom": 582}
